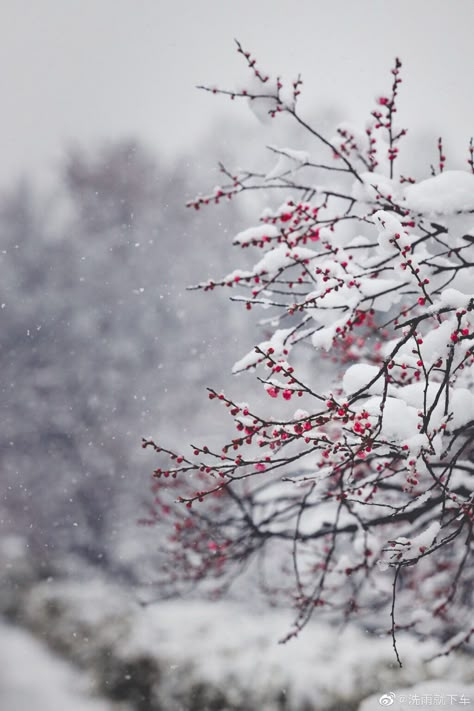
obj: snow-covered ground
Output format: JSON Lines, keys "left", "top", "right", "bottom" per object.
{"left": 0, "top": 622, "right": 126, "bottom": 711}
{"left": 13, "top": 576, "right": 474, "bottom": 711}
{"left": 1, "top": 537, "right": 472, "bottom": 711}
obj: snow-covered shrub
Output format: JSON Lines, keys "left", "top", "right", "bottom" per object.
{"left": 144, "top": 44, "right": 474, "bottom": 663}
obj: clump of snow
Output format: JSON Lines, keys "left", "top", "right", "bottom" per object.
{"left": 364, "top": 396, "right": 419, "bottom": 442}
{"left": 352, "top": 172, "right": 400, "bottom": 203}
{"left": 411, "top": 521, "right": 441, "bottom": 550}
{"left": 404, "top": 171, "right": 474, "bottom": 214}
{"left": 233, "top": 223, "right": 280, "bottom": 245}
{"left": 222, "top": 244, "right": 317, "bottom": 290}
{"left": 373, "top": 210, "right": 407, "bottom": 255}
{"left": 438, "top": 287, "right": 474, "bottom": 310}
{"left": 265, "top": 146, "right": 310, "bottom": 180}
{"left": 254, "top": 244, "right": 316, "bottom": 274}
{"left": 357, "top": 276, "right": 403, "bottom": 311}
{"left": 243, "top": 74, "right": 280, "bottom": 125}
{"left": 293, "top": 408, "right": 309, "bottom": 420}
{"left": 417, "top": 320, "right": 453, "bottom": 364}
{"left": 343, "top": 363, "right": 382, "bottom": 396}
{"left": 311, "top": 316, "right": 347, "bottom": 351}
{"left": 232, "top": 327, "right": 295, "bottom": 373}
{"left": 450, "top": 388, "right": 474, "bottom": 429}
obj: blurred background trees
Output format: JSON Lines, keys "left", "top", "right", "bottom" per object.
{"left": 0, "top": 135, "right": 256, "bottom": 579}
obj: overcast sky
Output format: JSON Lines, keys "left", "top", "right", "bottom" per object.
{"left": 1, "top": 1, "right": 473, "bottom": 188}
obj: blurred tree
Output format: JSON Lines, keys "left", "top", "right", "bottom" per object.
{"left": 0, "top": 137, "right": 252, "bottom": 578}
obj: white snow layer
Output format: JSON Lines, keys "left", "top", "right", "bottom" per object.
{"left": 18, "top": 578, "right": 474, "bottom": 711}
{"left": 232, "top": 327, "right": 294, "bottom": 372}
{"left": 438, "top": 287, "right": 474, "bottom": 310}
{"left": 343, "top": 363, "right": 381, "bottom": 396}
{"left": 233, "top": 223, "right": 280, "bottom": 245}
{"left": 265, "top": 146, "right": 309, "bottom": 180}
{"left": 0, "top": 622, "right": 117, "bottom": 711}
{"left": 404, "top": 170, "right": 474, "bottom": 214}
{"left": 352, "top": 172, "right": 400, "bottom": 203}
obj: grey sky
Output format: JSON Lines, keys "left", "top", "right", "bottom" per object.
{"left": 1, "top": 0, "right": 473, "bottom": 188}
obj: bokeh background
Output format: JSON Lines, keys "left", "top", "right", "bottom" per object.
{"left": 1, "top": 2, "right": 473, "bottom": 709}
